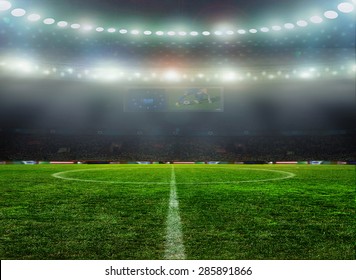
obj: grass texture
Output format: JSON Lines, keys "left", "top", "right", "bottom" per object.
{"left": 0, "top": 164, "right": 354, "bottom": 260}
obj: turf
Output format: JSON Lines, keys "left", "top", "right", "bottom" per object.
{"left": 0, "top": 164, "right": 354, "bottom": 260}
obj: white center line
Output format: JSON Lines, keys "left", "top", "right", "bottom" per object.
{"left": 164, "top": 165, "right": 186, "bottom": 260}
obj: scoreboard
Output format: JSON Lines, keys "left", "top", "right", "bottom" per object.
{"left": 124, "top": 87, "right": 224, "bottom": 112}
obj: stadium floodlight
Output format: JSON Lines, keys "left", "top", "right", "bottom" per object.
{"left": 222, "top": 71, "right": 237, "bottom": 81}
{"left": 324, "top": 10, "right": 339, "bottom": 19}
{"left": 83, "top": 25, "right": 93, "bottom": 31}
{"left": 249, "top": 28, "right": 257, "bottom": 33}
{"left": 96, "top": 27, "right": 104, "bottom": 32}
{"left": 71, "top": 23, "right": 80, "bottom": 29}
{"left": 178, "top": 31, "right": 187, "bottom": 36}
{"left": 156, "top": 31, "right": 164, "bottom": 36}
{"left": 27, "top": 14, "right": 41, "bottom": 22}
{"left": 337, "top": 2, "right": 354, "bottom": 13}
{"left": 43, "top": 18, "right": 55, "bottom": 25}
{"left": 0, "top": 1, "right": 11, "bottom": 11}
{"left": 310, "top": 15, "right": 323, "bottom": 23}
{"left": 237, "top": 29, "right": 246, "bottom": 34}
{"left": 202, "top": 31, "right": 210, "bottom": 36}
{"left": 15, "top": 60, "right": 36, "bottom": 73}
{"left": 300, "top": 72, "right": 312, "bottom": 78}
{"left": 260, "top": 27, "right": 269, "bottom": 32}
{"left": 131, "top": 29, "right": 140, "bottom": 35}
{"left": 272, "top": 25, "right": 282, "bottom": 31}
{"left": 57, "top": 21, "right": 68, "bottom": 27}
{"left": 107, "top": 28, "right": 116, "bottom": 33}
{"left": 11, "top": 8, "right": 26, "bottom": 17}
{"left": 190, "top": 31, "right": 199, "bottom": 36}
{"left": 214, "top": 30, "right": 223, "bottom": 36}
{"left": 164, "top": 70, "right": 180, "bottom": 81}
{"left": 226, "top": 30, "right": 234, "bottom": 35}
{"left": 143, "top": 30, "right": 152, "bottom": 35}
{"left": 167, "top": 31, "right": 176, "bottom": 36}
{"left": 296, "top": 20, "right": 308, "bottom": 27}
{"left": 284, "top": 23, "right": 295, "bottom": 29}
{"left": 119, "top": 29, "right": 128, "bottom": 34}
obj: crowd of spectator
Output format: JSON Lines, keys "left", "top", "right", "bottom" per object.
{"left": 0, "top": 132, "right": 355, "bottom": 162}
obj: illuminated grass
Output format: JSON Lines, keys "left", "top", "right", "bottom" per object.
{"left": 0, "top": 164, "right": 354, "bottom": 259}
{"left": 176, "top": 165, "right": 355, "bottom": 259}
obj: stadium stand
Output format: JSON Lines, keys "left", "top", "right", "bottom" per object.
{"left": 1, "top": 131, "right": 355, "bottom": 161}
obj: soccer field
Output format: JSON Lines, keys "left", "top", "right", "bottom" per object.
{"left": 0, "top": 164, "right": 354, "bottom": 260}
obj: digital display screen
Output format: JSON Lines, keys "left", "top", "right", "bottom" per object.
{"left": 124, "top": 87, "right": 223, "bottom": 112}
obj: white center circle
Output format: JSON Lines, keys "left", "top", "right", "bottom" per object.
{"left": 52, "top": 167, "right": 295, "bottom": 185}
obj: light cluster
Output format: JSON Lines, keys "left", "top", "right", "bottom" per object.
{"left": 0, "top": 1, "right": 354, "bottom": 38}
{"left": 0, "top": 58, "right": 354, "bottom": 84}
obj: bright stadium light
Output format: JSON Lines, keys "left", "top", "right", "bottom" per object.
{"left": 11, "top": 8, "right": 26, "bottom": 17}
{"left": 284, "top": 23, "right": 295, "bottom": 29}
{"left": 27, "top": 14, "right": 41, "bottom": 21}
{"left": 300, "top": 72, "right": 312, "bottom": 79}
{"left": 337, "top": 2, "right": 354, "bottom": 13}
{"left": 82, "top": 25, "right": 93, "bottom": 31}
{"left": 272, "top": 25, "right": 282, "bottom": 31}
{"left": 96, "top": 27, "right": 104, "bottom": 32}
{"left": 222, "top": 71, "right": 237, "bottom": 81}
{"left": 164, "top": 70, "right": 180, "bottom": 81}
{"left": 310, "top": 15, "right": 323, "bottom": 23}
{"left": 2, "top": 1, "right": 354, "bottom": 40}
{"left": 107, "top": 28, "right": 116, "bottom": 33}
{"left": 0, "top": 1, "right": 11, "bottom": 11}
{"left": 43, "top": 18, "right": 55, "bottom": 25}
{"left": 296, "top": 20, "right": 308, "bottom": 27}
{"left": 324, "top": 10, "right": 338, "bottom": 19}
{"left": 143, "top": 30, "right": 152, "bottom": 35}
{"left": 70, "top": 23, "right": 80, "bottom": 29}
{"left": 7, "top": 58, "right": 36, "bottom": 73}
{"left": 57, "top": 21, "right": 68, "bottom": 27}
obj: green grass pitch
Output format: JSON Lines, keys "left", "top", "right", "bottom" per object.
{"left": 0, "top": 164, "right": 354, "bottom": 260}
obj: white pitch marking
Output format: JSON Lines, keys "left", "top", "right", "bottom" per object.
{"left": 164, "top": 165, "right": 186, "bottom": 260}
{"left": 51, "top": 167, "right": 295, "bottom": 185}
{"left": 51, "top": 168, "right": 170, "bottom": 185}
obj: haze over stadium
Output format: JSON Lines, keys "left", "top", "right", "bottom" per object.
{"left": 0, "top": 0, "right": 355, "bottom": 264}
